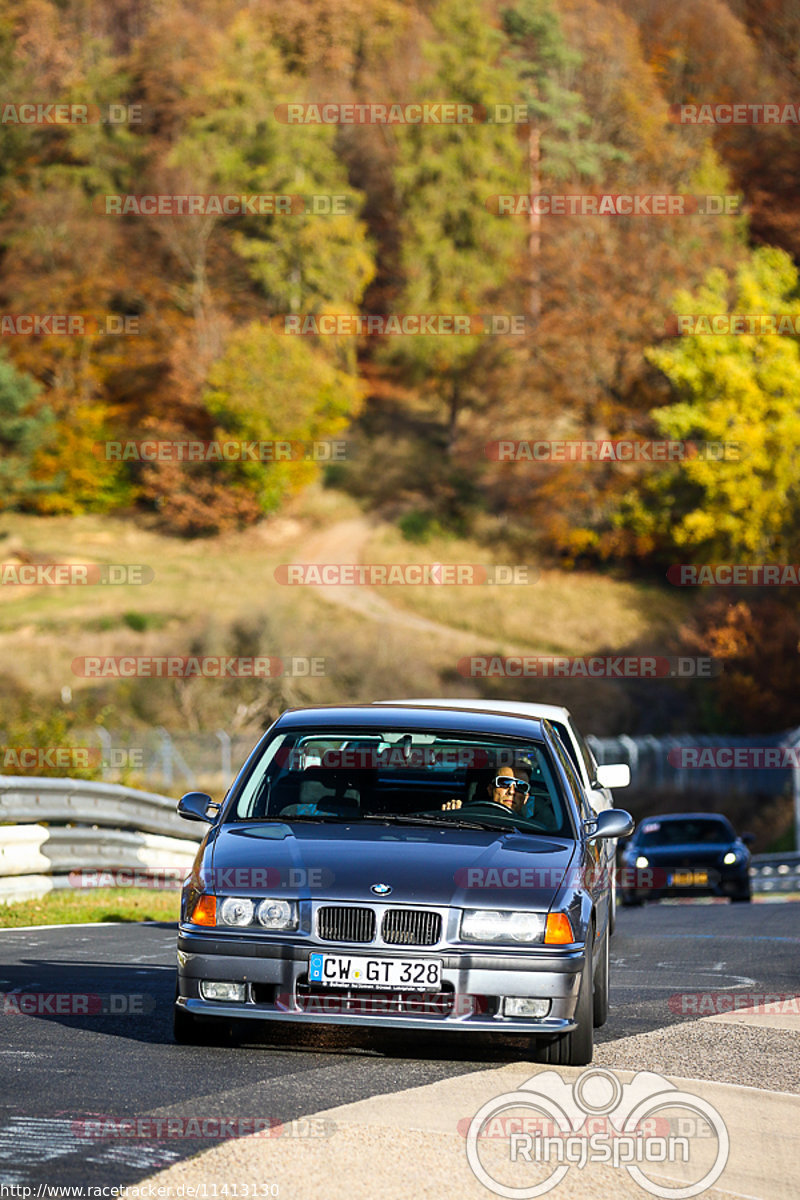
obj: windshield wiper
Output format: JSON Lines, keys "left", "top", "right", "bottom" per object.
{"left": 276, "top": 814, "right": 355, "bottom": 823}
{"left": 361, "top": 813, "right": 517, "bottom": 832}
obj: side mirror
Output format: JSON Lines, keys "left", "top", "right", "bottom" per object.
{"left": 587, "top": 808, "right": 635, "bottom": 842}
{"left": 595, "top": 763, "right": 631, "bottom": 789}
{"left": 741, "top": 832, "right": 755, "bottom": 846}
{"left": 177, "top": 791, "right": 220, "bottom": 823}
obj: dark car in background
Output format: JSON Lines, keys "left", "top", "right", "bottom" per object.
{"left": 174, "top": 704, "right": 633, "bottom": 1065}
{"left": 619, "top": 813, "right": 753, "bottom": 905}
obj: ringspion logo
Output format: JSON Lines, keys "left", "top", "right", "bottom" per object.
{"left": 465, "top": 1067, "right": 729, "bottom": 1198}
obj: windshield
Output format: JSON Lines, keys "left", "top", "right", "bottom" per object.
{"left": 226, "top": 728, "right": 576, "bottom": 837}
{"left": 636, "top": 817, "right": 734, "bottom": 845}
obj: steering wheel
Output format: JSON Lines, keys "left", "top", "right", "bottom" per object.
{"left": 461, "top": 799, "right": 516, "bottom": 814}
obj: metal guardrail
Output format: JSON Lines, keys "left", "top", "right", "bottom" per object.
{"left": 0, "top": 777, "right": 201, "bottom": 905}
{"left": 589, "top": 726, "right": 800, "bottom": 853}
{"left": 0, "top": 775, "right": 198, "bottom": 840}
{"left": 749, "top": 852, "right": 800, "bottom": 894}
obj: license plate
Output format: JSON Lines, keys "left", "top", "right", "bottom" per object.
{"left": 670, "top": 870, "right": 708, "bottom": 886}
{"left": 308, "top": 953, "right": 442, "bottom": 991}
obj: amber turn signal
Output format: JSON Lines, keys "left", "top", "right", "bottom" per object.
{"left": 191, "top": 895, "right": 217, "bottom": 926}
{"left": 544, "top": 912, "right": 575, "bottom": 944}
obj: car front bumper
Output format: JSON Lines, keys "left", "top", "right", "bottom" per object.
{"left": 621, "top": 864, "right": 750, "bottom": 901}
{"left": 176, "top": 928, "right": 586, "bottom": 1034}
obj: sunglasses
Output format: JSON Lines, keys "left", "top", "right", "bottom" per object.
{"left": 494, "top": 775, "right": 530, "bottom": 794}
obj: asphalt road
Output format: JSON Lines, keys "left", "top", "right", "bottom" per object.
{"left": 1, "top": 902, "right": 798, "bottom": 1190}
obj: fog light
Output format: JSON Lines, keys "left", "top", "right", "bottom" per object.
{"left": 200, "top": 981, "right": 246, "bottom": 1002}
{"left": 503, "top": 997, "right": 551, "bottom": 1018}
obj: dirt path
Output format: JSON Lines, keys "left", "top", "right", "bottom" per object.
{"left": 295, "top": 516, "right": 495, "bottom": 648}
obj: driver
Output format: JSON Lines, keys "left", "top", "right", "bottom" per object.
{"left": 442, "top": 762, "right": 532, "bottom": 815}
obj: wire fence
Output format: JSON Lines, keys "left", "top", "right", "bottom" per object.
{"left": 586, "top": 728, "right": 800, "bottom": 798}
{"left": 68, "top": 724, "right": 800, "bottom": 808}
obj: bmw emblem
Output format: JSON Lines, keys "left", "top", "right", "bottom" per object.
{"left": 371, "top": 882, "right": 392, "bottom": 896}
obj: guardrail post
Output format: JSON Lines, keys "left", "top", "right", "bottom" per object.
{"left": 94, "top": 727, "right": 112, "bottom": 779}
{"left": 158, "top": 727, "right": 174, "bottom": 788}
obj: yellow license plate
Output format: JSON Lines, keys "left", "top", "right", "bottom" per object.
{"left": 671, "top": 870, "right": 708, "bottom": 885}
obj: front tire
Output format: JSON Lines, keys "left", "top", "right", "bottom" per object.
{"left": 533, "top": 932, "right": 594, "bottom": 1066}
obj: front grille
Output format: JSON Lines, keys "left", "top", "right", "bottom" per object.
{"left": 295, "top": 980, "right": 457, "bottom": 1017}
{"left": 317, "top": 905, "right": 376, "bottom": 943}
{"left": 382, "top": 908, "right": 441, "bottom": 946}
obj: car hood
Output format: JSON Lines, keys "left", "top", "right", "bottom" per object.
{"left": 208, "top": 822, "right": 577, "bottom": 909}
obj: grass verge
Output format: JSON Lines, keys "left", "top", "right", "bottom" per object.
{"left": 0, "top": 887, "right": 180, "bottom": 927}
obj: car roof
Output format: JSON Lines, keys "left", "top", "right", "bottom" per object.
{"left": 375, "top": 698, "right": 572, "bottom": 721}
{"left": 273, "top": 703, "right": 549, "bottom": 740}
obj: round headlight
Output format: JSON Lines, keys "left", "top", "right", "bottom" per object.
{"left": 462, "top": 910, "right": 501, "bottom": 941}
{"left": 723, "top": 851, "right": 738, "bottom": 865}
{"left": 635, "top": 855, "right": 649, "bottom": 869}
{"left": 219, "top": 896, "right": 255, "bottom": 926}
{"left": 507, "top": 912, "right": 544, "bottom": 943}
{"left": 257, "top": 898, "right": 295, "bottom": 930}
